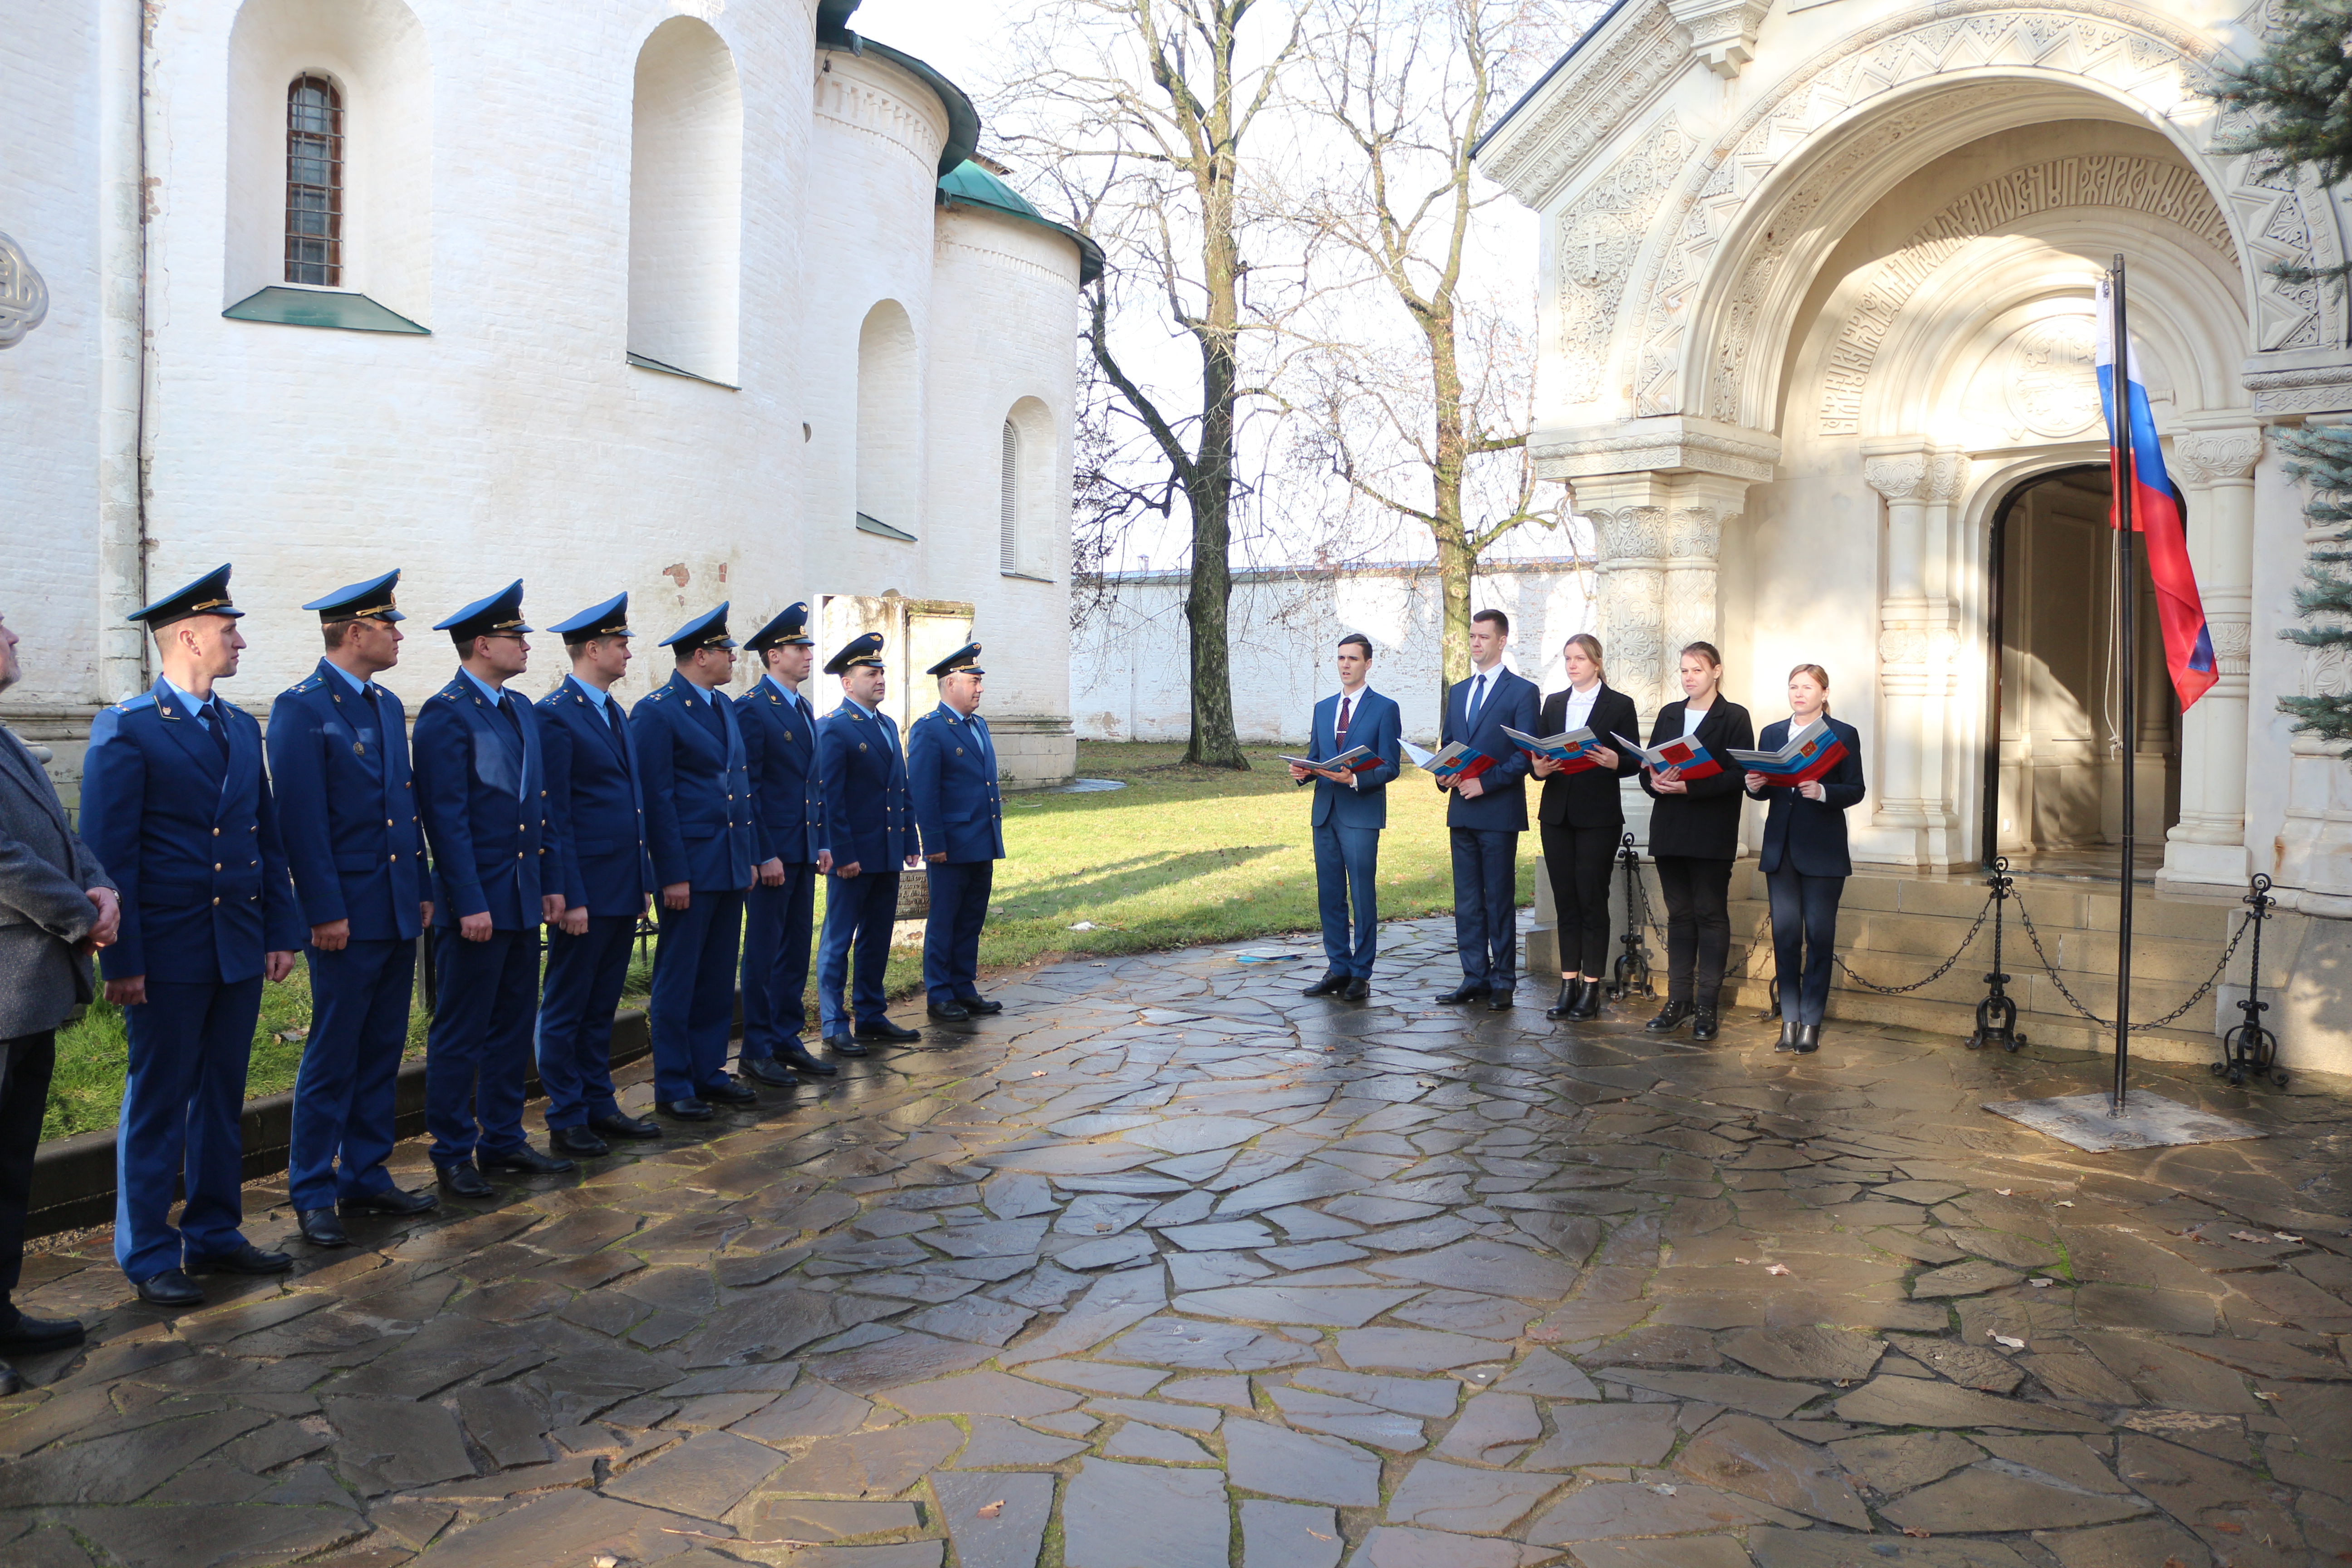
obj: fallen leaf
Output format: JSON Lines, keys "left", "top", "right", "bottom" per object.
{"left": 2057, "top": 1200, "right": 2074, "bottom": 1207}
{"left": 1993, "top": 1333, "right": 2027, "bottom": 1349}
{"left": 2254, "top": 1391, "right": 2280, "bottom": 1401}
{"left": 977, "top": 1500, "right": 1005, "bottom": 1519}
{"left": 2274, "top": 1232, "right": 2304, "bottom": 1244}
{"left": 2232, "top": 1230, "right": 2273, "bottom": 1244}
{"left": 594, "top": 1558, "right": 619, "bottom": 1568}
{"left": 1650, "top": 1484, "right": 1677, "bottom": 1495}
{"left": 1031, "top": 1070, "right": 1046, "bottom": 1077}
{"left": 1307, "top": 1530, "right": 1334, "bottom": 1542}
{"left": 1902, "top": 1527, "right": 1932, "bottom": 1539}
{"left": 1765, "top": 1264, "right": 1792, "bottom": 1276}
{"left": 1996, "top": 1188, "right": 2013, "bottom": 1196}
{"left": 2029, "top": 1277, "right": 2053, "bottom": 1288}
{"left": 1736, "top": 1257, "right": 1752, "bottom": 1265}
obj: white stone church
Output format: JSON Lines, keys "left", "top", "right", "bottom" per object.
{"left": 1477, "top": 0, "right": 2352, "bottom": 1074}
{"left": 2, "top": 0, "right": 1090, "bottom": 784}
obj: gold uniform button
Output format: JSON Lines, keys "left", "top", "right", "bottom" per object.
{"left": 390, "top": 854, "right": 398, "bottom": 862}
{"left": 212, "top": 897, "right": 220, "bottom": 906}
{"left": 213, "top": 862, "right": 222, "bottom": 871}
{"left": 212, "top": 828, "right": 220, "bottom": 837}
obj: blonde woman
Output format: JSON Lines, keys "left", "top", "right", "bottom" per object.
{"left": 1742, "top": 664, "right": 1865, "bottom": 1054}
{"left": 1530, "top": 634, "right": 1640, "bottom": 1020}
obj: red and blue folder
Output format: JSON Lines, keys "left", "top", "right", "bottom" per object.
{"left": 1610, "top": 731, "right": 1723, "bottom": 781}
{"left": 1502, "top": 726, "right": 1602, "bottom": 772}
{"left": 1728, "top": 720, "right": 1847, "bottom": 787}
{"left": 1278, "top": 744, "right": 1383, "bottom": 774}
{"left": 1405, "top": 740, "right": 1496, "bottom": 784}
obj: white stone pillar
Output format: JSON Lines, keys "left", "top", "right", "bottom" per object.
{"left": 1862, "top": 445, "right": 1966, "bottom": 866}
{"left": 1571, "top": 474, "right": 1674, "bottom": 719}
{"left": 2161, "top": 425, "right": 2262, "bottom": 888}
{"left": 1665, "top": 476, "right": 1740, "bottom": 696}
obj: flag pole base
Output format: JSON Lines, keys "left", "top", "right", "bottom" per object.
{"left": 1982, "top": 1090, "right": 2265, "bottom": 1153}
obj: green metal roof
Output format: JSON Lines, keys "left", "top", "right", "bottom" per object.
{"left": 222, "top": 286, "right": 428, "bottom": 334}
{"left": 936, "top": 161, "right": 1106, "bottom": 288}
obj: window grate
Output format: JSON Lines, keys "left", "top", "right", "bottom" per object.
{"left": 285, "top": 75, "right": 343, "bottom": 287}
{"left": 1000, "top": 420, "right": 1020, "bottom": 573}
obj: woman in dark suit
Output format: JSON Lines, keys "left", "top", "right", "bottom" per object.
{"left": 1742, "top": 663, "right": 1867, "bottom": 1054}
{"left": 1531, "top": 634, "right": 1642, "bottom": 1020}
{"left": 1636, "top": 642, "right": 1753, "bottom": 1041}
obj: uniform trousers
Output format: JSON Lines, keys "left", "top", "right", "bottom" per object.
{"left": 0, "top": 1031, "right": 57, "bottom": 1306}
{"left": 1312, "top": 822, "right": 1380, "bottom": 979}
{"left": 819, "top": 868, "right": 899, "bottom": 1034}
{"left": 424, "top": 927, "right": 538, "bottom": 1167}
{"left": 115, "top": 977, "right": 263, "bottom": 1281}
{"left": 1766, "top": 867, "right": 1846, "bottom": 1025}
{"left": 1449, "top": 827, "right": 1520, "bottom": 989}
{"left": 1654, "top": 855, "right": 1735, "bottom": 1009}
{"left": 289, "top": 937, "right": 412, "bottom": 1210}
{"left": 923, "top": 860, "right": 994, "bottom": 1005}
{"left": 1537, "top": 821, "right": 1617, "bottom": 979}
{"left": 537, "top": 914, "right": 637, "bottom": 1129}
{"left": 740, "top": 863, "right": 818, "bottom": 1057}
{"left": 650, "top": 890, "right": 745, "bottom": 1102}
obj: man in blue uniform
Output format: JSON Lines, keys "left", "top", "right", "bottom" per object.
{"left": 905, "top": 643, "right": 1005, "bottom": 1022}
{"left": 813, "top": 633, "right": 920, "bottom": 1055}
{"left": 79, "top": 565, "right": 304, "bottom": 1305}
{"left": 536, "top": 594, "right": 663, "bottom": 1157}
{"left": 1289, "top": 632, "right": 1404, "bottom": 1001}
{"left": 412, "top": 582, "right": 573, "bottom": 1198}
{"left": 736, "top": 603, "right": 835, "bottom": 1084}
{"left": 633, "top": 604, "right": 760, "bottom": 1120}
{"left": 267, "top": 572, "right": 439, "bottom": 1248}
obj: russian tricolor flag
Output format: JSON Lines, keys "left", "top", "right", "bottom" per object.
{"left": 2095, "top": 279, "right": 2218, "bottom": 712}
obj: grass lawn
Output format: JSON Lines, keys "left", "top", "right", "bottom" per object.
{"left": 43, "top": 740, "right": 1536, "bottom": 1141}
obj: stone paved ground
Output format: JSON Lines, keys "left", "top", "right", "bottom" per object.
{"left": 5, "top": 914, "right": 2352, "bottom": 1568}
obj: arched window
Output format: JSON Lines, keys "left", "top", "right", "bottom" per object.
{"left": 1000, "top": 420, "right": 1020, "bottom": 572}
{"left": 284, "top": 75, "right": 343, "bottom": 286}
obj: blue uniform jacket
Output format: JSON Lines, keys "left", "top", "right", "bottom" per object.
{"left": 79, "top": 681, "right": 302, "bottom": 983}
{"left": 538, "top": 675, "right": 656, "bottom": 916}
{"left": 266, "top": 661, "right": 426, "bottom": 943}
{"left": 815, "top": 700, "right": 910, "bottom": 870}
{"left": 1745, "top": 715, "right": 1867, "bottom": 878}
{"left": 906, "top": 704, "right": 1006, "bottom": 863}
{"left": 737, "top": 678, "right": 824, "bottom": 866}
{"left": 1438, "top": 666, "right": 1542, "bottom": 831}
{"left": 1299, "top": 687, "right": 1403, "bottom": 830}
{"left": 411, "top": 671, "right": 553, "bottom": 929}
{"left": 632, "top": 670, "right": 757, "bottom": 893}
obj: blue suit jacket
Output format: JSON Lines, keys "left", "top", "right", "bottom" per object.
{"left": 1745, "top": 715, "right": 1867, "bottom": 877}
{"left": 412, "top": 671, "right": 553, "bottom": 929}
{"left": 906, "top": 704, "right": 1006, "bottom": 863}
{"left": 816, "top": 699, "right": 911, "bottom": 870}
{"left": 266, "top": 661, "right": 426, "bottom": 943}
{"left": 632, "top": 670, "right": 757, "bottom": 893}
{"left": 737, "top": 678, "right": 824, "bottom": 867}
{"left": 1299, "top": 687, "right": 1402, "bottom": 829}
{"left": 1438, "top": 666, "right": 1541, "bottom": 831}
{"left": 80, "top": 681, "right": 301, "bottom": 983}
{"left": 538, "top": 675, "right": 655, "bottom": 917}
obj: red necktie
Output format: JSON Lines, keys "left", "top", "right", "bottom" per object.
{"left": 1335, "top": 696, "right": 1352, "bottom": 752}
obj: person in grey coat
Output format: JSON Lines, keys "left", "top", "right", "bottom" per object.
{"left": 0, "top": 611, "right": 119, "bottom": 1392}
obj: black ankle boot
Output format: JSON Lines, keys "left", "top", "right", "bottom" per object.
{"left": 1690, "top": 1008, "right": 1720, "bottom": 1042}
{"left": 1545, "top": 978, "right": 1584, "bottom": 1019}
{"left": 1568, "top": 980, "right": 1603, "bottom": 1020}
{"left": 1793, "top": 1023, "right": 1821, "bottom": 1054}
{"left": 1644, "top": 999, "right": 1692, "bottom": 1034}
{"left": 1773, "top": 1019, "right": 1798, "bottom": 1052}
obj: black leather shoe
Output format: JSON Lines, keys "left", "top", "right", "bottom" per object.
{"left": 590, "top": 1111, "right": 662, "bottom": 1140}
{"left": 1793, "top": 1023, "right": 1821, "bottom": 1054}
{"left": 343, "top": 1185, "right": 439, "bottom": 1216}
{"left": 438, "top": 1162, "right": 494, "bottom": 1199}
{"left": 480, "top": 1144, "right": 575, "bottom": 1176}
{"left": 1436, "top": 983, "right": 1484, "bottom": 1004}
{"left": 1691, "top": 1009, "right": 1721, "bottom": 1042}
{"left": 0, "top": 1310, "right": 84, "bottom": 1356}
{"left": 551, "top": 1126, "right": 611, "bottom": 1158}
{"left": 738, "top": 1054, "right": 799, "bottom": 1088}
{"left": 658, "top": 1098, "right": 714, "bottom": 1121}
{"left": 703, "top": 1076, "right": 757, "bottom": 1106}
{"left": 825, "top": 1034, "right": 870, "bottom": 1058}
{"left": 855, "top": 1018, "right": 922, "bottom": 1042}
{"left": 186, "top": 1244, "right": 293, "bottom": 1277}
{"left": 1645, "top": 999, "right": 1693, "bottom": 1034}
{"left": 1545, "top": 978, "right": 1584, "bottom": 1019}
{"left": 926, "top": 1001, "right": 974, "bottom": 1021}
{"left": 956, "top": 996, "right": 1004, "bottom": 1015}
{"left": 0, "top": 1365, "right": 18, "bottom": 1396}
{"left": 295, "top": 1208, "right": 350, "bottom": 1248}
{"left": 1773, "top": 1020, "right": 1799, "bottom": 1052}
{"left": 1568, "top": 982, "right": 1603, "bottom": 1020}
{"left": 1342, "top": 977, "right": 1369, "bottom": 1002}
{"left": 1487, "top": 986, "right": 1514, "bottom": 1011}
{"left": 775, "top": 1043, "right": 839, "bottom": 1077}
{"left": 1302, "top": 973, "right": 1347, "bottom": 997}
{"left": 134, "top": 1269, "right": 204, "bottom": 1308}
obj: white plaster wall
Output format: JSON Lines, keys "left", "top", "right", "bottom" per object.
{"left": 627, "top": 15, "right": 743, "bottom": 383}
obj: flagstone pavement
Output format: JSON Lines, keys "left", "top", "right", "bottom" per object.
{"left": 6, "top": 914, "right": 2352, "bottom": 1568}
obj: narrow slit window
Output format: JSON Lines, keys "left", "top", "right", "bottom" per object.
{"left": 285, "top": 75, "right": 344, "bottom": 286}
{"left": 1000, "top": 420, "right": 1020, "bottom": 572}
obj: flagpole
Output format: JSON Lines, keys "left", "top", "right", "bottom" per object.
{"left": 2109, "top": 255, "right": 2136, "bottom": 1118}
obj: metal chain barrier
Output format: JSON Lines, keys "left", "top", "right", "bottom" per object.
{"left": 1828, "top": 891, "right": 1996, "bottom": 995}
{"left": 2012, "top": 893, "right": 2252, "bottom": 1034}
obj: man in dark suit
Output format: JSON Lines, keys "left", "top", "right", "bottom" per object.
{"left": 633, "top": 604, "right": 761, "bottom": 1119}
{"left": 1289, "top": 633, "right": 1402, "bottom": 1000}
{"left": 268, "top": 572, "right": 439, "bottom": 1248}
{"left": 736, "top": 603, "right": 835, "bottom": 1082}
{"left": 813, "top": 632, "right": 919, "bottom": 1055}
{"left": 535, "top": 594, "right": 663, "bottom": 1156}
{"left": 905, "top": 643, "right": 1006, "bottom": 1022}
{"left": 79, "top": 565, "right": 304, "bottom": 1306}
{"left": 0, "top": 609, "right": 116, "bottom": 1383}
{"left": 412, "top": 581, "right": 573, "bottom": 1197}
{"left": 1435, "top": 608, "right": 1541, "bottom": 1009}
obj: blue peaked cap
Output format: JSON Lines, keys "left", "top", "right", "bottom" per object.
{"left": 129, "top": 564, "right": 243, "bottom": 628}
{"left": 302, "top": 570, "right": 405, "bottom": 623}
{"left": 434, "top": 580, "right": 533, "bottom": 641}
{"left": 661, "top": 602, "right": 736, "bottom": 651}
{"left": 548, "top": 593, "right": 634, "bottom": 639}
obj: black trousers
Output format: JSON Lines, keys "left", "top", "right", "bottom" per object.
{"left": 1539, "top": 821, "right": 1618, "bottom": 979}
{"left": 1654, "top": 855, "right": 1734, "bottom": 1008}
{"left": 1767, "top": 867, "right": 1846, "bottom": 1025}
{"left": 0, "top": 1030, "right": 56, "bottom": 1308}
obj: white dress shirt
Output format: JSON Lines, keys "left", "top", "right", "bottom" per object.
{"left": 1560, "top": 680, "right": 1601, "bottom": 732}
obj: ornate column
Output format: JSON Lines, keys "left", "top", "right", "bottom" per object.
{"left": 1665, "top": 476, "right": 1742, "bottom": 696}
{"left": 1572, "top": 475, "right": 1673, "bottom": 718}
{"left": 2161, "top": 424, "right": 2262, "bottom": 887}
{"left": 1862, "top": 444, "right": 1966, "bottom": 866}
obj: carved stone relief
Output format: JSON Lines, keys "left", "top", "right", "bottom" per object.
{"left": 2169, "top": 430, "right": 2263, "bottom": 484}
{"left": 0, "top": 231, "right": 48, "bottom": 350}
{"left": 2001, "top": 315, "right": 2104, "bottom": 440}
{"left": 1478, "top": 3, "right": 1690, "bottom": 210}
{"left": 1554, "top": 122, "right": 1694, "bottom": 407}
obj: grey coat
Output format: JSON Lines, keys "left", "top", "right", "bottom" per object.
{"left": 0, "top": 724, "right": 114, "bottom": 1037}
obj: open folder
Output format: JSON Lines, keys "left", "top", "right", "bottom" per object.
{"left": 1727, "top": 718, "right": 1848, "bottom": 786}
{"left": 1277, "top": 744, "right": 1382, "bottom": 774}
{"left": 1609, "top": 730, "right": 1723, "bottom": 781}
{"left": 1401, "top": 739, "right": 1495, "bottom": 784}
{"left": 1501, "top": 726, "right": 1602, "bottom": 771}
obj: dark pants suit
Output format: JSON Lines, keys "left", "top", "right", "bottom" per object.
{"left": 1534, "top": 684, "right": 1642, "bottom": 979}
{"left": 1746, "top": 715, "right": 1867, "bottom": 1026}
{"left": 1639, "top": 698, "right": 1754, "bottom": 1010}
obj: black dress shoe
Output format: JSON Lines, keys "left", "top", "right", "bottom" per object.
{"left": 1567, "top": 982, "right": 1603, "bottom": 1020}
{"left": 659, "top": 1098, "right": 715, "bottom": 1121}
{"left": 926, "top": 1001, "right": 974, "bottom": 1021}
{"left": 343, "top": 1185, "right": 438, "bottom": 1216}
{"left": 437, "top": 1162, "right": 494, "bottom": 1198}
{"left": 1302, "top": 973, "right": 1347, "bottom": 997}
{"left": 824, "top": 1034, "right": 870, "bottom": 1058}
{"left": 590, "top": 1111, "right": 662, "bottom": 1140}
{"left": 480, "top": 1144, "right": 576, "bottom": 1176}
{"left": 295, "top": 1208, "right": 350, "bottom": 1248}
{"left": 1793, "top": 1023, "right": 1821, "bottom": 1054}
{"left": 0, "top": 1364, "right": 18, "bottom": 1396}
{"left": 134, "top": 1269, "right": 204, "bottom": 1308}
{"left": 855, "top": 1018, "right": 922, "bottom": 1042}
{"left": 0, "top": 1309, "right": 84, "bottom": 1356}
{"left": 1342, "top": 977, "right": 1369, "bottom": 1002}
{"left": 1773, "top": 1020, "right": 1799, "bottom": 1052}
{"left": 1691, "top": 1009, "right": 1721, "bottom": 1042}
{"left": 550, "top": 1126, "right": 611, "bottom": 1158}
{"left": 775, "top": 1043, "right": 839, "bottom": 1077}
{"left": 703, "top": 1076, "right": 757, "bottom": 1105}
{"left": 738, "top": 1054, "right": 799, "bottom": 1088}
{"left": 1487, "top": 986, "right": 1514, "bottom": 1011}
{"left": 1545, "top": 978, "right": 1584, "bottom": 1019}
{"left": 1645, "top": 999, "right": 1693, "bottom": 1034}
{"left": 1436, "top": 983, "right": 1484, "bottom": 1004}
{"left": 956, "top": 996, "right": 1004, "bottom": 1015}
{"left": 186, "top": 1244, "right": 293, "bottom": 1277}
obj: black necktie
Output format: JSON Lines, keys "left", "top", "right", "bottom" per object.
{"left": 603, "top": 696, "right": 624, "bottom": 740}
{"left": 198, "top": 701, "right": 230, "bottom": 763}
{"left": 495, "top": 690, "right": 522, "bottom": 736}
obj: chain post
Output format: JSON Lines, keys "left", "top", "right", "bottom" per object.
{"left": 2215, "top": 872, "right": 2286, "bottom": 1089}
{"left": 1606, "top": 832, "right": 1652, "bottom": 1002}
{"left": 1966, "top": 856, "right": 2029, "bottom": 1053}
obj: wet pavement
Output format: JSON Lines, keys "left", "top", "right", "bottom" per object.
{"left": 5, "top": 913, "right": 2352, "bottom": 1568}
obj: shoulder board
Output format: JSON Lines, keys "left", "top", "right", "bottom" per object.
{"left": 651, "top": 689, "right": 670, "bottom": 702}
{"left": 438, "top": 689, "right": 461, "bottom": 701}
{"left": 291, "top": 677, "right": 322, "bottom": 694}
{"left": 116, "top": 694, "right": 157, "bottom": 713}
